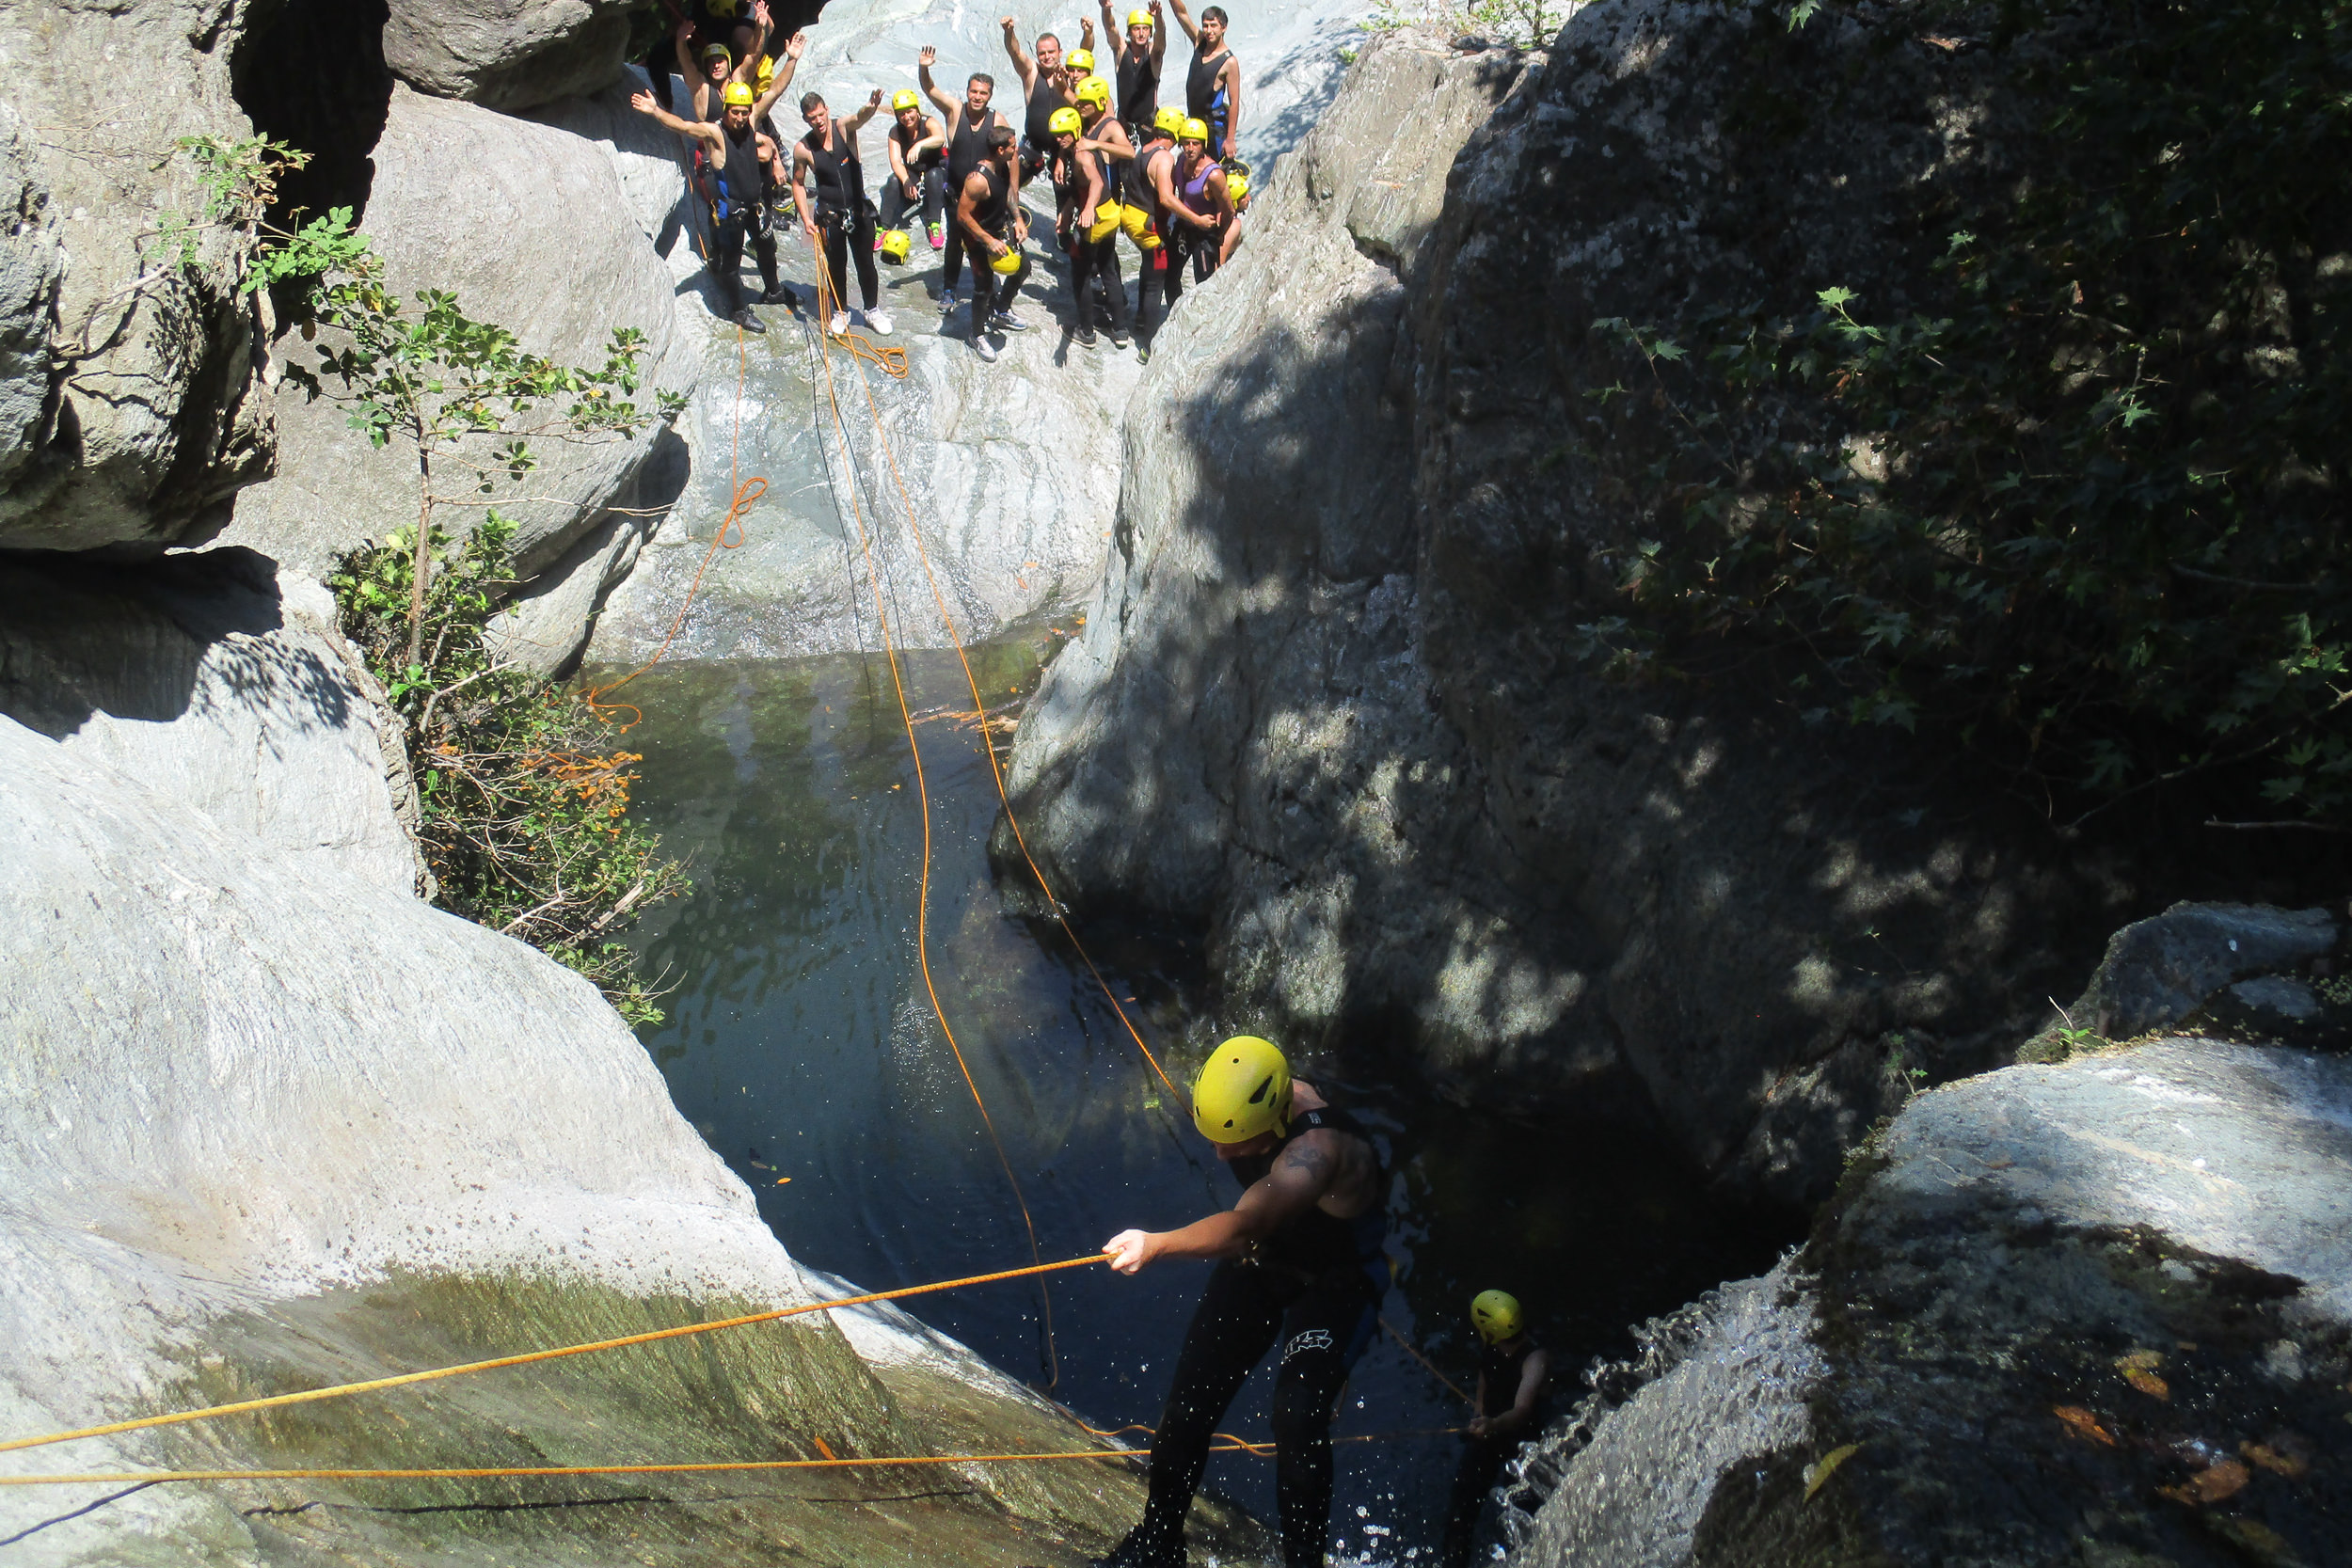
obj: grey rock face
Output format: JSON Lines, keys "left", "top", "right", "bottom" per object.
{"left": 220, "top": 86, "right": 695, "bottom": 592}
{"left": 2058, "top": 900, "right": 2340, "bottom": 1041}
{"left": 1007, "top": 7, "right": 2137, "bottom": 1203}
{"left": 0, "top": 0, "right": 275, "bottom": 551}
{"left": 383, "top": 0, "right": 637, "bottom": 111}
{"left": 0, "top": 548, "right": 424, "bottom": 894}
{"left": 1505, "top": 1037, "right": 2352, "bottom": 1568}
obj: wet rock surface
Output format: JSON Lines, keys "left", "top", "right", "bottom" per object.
{"left": 1503, "top": 1036, "right": 2352, "bottom": 1568}
{"left": 383, "top": 0, "right": 638, "bottom": 111}
{"left": 1006, "top": 2, "right": 2146, "bottom": 1205}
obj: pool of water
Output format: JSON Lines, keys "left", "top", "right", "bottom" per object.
{"left": 607, "top": 645, "right": 1796, "bottom": 1564}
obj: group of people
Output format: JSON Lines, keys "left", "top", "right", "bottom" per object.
{"left": 630, "top": 0, "right": 1248, "bottom": 361}
{"left": 1096, "top": 1036, "right": 1553, "bottom": 1568}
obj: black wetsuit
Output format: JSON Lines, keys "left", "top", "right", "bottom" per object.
{"left": 1163, "top": 150, "right": 1222, "bottom": 308}
{"left": 1019, "top": 69, "right": 1067, "bottom": 181}
{"left": 941, "top": 107, "right": 1003, "bottom": 294}
{"left": 960, "top": 157, "right": 1029, "bottom": 325}
{"left": 1126, "top": 136, "right": 1176, "bottom": 330}
{"left": 1186, "top": 43, "right": 1232, "bottom": 150}
{"left": 803, "top": 120, "right": 877, "bottom": 310}
{"left": 1440, "top": 1338, "right": 1549, "bottom": 1568}
{"left": 1117, "top": 46, "right": 1160, "bottom": 138}
{"left": 708, "top": 119, "right": 779, "bottom": 314}
{"left": 1053, "top": 140, "right": 1128, "bottom": 335}
{"left": 880, "top": 119, "right": 946, "bottom": 235}
{"left": 645, "top": 0, "right": 814, "bottom": 112}
{"left": 1118, "top": 1106, "right": 1389, "bottom": 1568}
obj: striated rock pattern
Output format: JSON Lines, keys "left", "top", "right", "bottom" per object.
{"left": 382, "top": 0, "right": 638, "bottom": 112}
{"left": 219, "top": 84, "right": 697, "bottom": 669}
{"left": 1505, "top": 1035, "right": 2352, "bottom": 1568}
{"left": 0, "top": 0, "right": 275, "bottom": 551}
{"left": 1006, "top": 8, "right": 2137, "bottom": 1202}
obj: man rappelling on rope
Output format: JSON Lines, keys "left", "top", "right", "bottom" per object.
{"left": 1098, "top": 1037, "right": 1389, "bottom": 1568}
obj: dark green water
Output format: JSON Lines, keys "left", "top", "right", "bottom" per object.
{"left": 609, "top": 647, "right": 1791, "bottom": 1564}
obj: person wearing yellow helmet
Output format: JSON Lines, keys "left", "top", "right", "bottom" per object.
{"left": 880, "top": 87, "right": 947, "bottom": 255}
{"left": 1097, "top": 1038, "right": 1388, "bottom": 1568}
{"left": 954, "top": 123, "right": 1032, "bottom": 360}
{"left": 1160, "top": 115, "right": 1233, "bottom": 307}
{"left": 1438, "top": 1290, "right": 1549, "bottom": 1568}
{"left": 1045, "top": 95, "right": 1133, "bottom": 350}
{"left": 631, "top": 38, "right": 798, "bottom": 333}
{"left": 1100, "top": 0, "right": 1168, "bottom": 137}
{"left": 1003, "top": 14, "right": 1093, "bottom": 186}
{"left": 1168, "top": 0, "right": 1241, "bottom": 161}
{"left": 1116, "top": 104, "right": 1184, "bottom": 361}
{"left": 789, "top": 87, "right": 893, "bottom": 337}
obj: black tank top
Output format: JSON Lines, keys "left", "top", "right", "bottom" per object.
{"left": 1479, "top": 1338, "right": 1545, "bottom": 1420}
{"left": 1226, "top": 1104, "right": 1387, "bottom": 1283}
{"left": 969, "top": 158, "right": 1013, "bottom": 233}
{"left": 715, "top": 119, "right": 767, "bottom": 215}
{"left": 892, "top": 119, "right": 942, "bottom": 174}
{"left": 1118, "top": 50, "right": 1159, "bottom": 126}
{"left": 1186, "top": 46, "right": 1230, "bottom": 122}
{"left": 946, "top": 106, "right": 997, "bottom": 185}
{"left": 803, "top": 121, "right": 866, "bottom": 211}
{"left": 1124, "top": 137, "right": 1168, "bottom": 208}
{"left": 1025, "top": 70, "right": 1066, "bottom": 146}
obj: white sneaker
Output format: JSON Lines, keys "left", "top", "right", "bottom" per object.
{"left": 990, "top": 309, "right": 1030, "bottom": 333}
{"left": 828, "top": 309, "right": 850, "bottom": 336}
{"left": 864, "top": 308, "right": 893, "bottom": 337}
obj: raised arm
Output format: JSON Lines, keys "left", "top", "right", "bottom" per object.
{"left": 1151, "top": 0, "right": 1168, "bottom": 65}
{"left": 631, "top": 88, "right": 722, "bottom": 154}
{"left": 1167, "top": 0, "right": 1201, "bottom": 47}
{"left": 1001, "top": 15, "right": 1038, "bottom": 91}
{"left": 918, "top": 45, "right": 957, "bottom": 117}
{"left": 848, "top": 87, "right": 883, "bottom": 132}
{"left": 1079, "top": 15, "right": 1096, "bottom": 51}
{"left": 754, "top": 30, "right": 804, "bottom": 123}
{"left": 1104, "top": 1129, "right": 1346, "bottom": 1272}
{"left": 672, "top": 19, "right": 700, "bottom": 87}
{"left": 733, "top": 0, "right": 771, "bottom": 83}
{"left": 1100, "top": 0, "right": 1122, "bottom": 60}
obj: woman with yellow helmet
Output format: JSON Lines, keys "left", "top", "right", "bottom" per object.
{"left": 1439, "top": 1290, "right": 1550, "bottom": 1568}
{"left": 1097, "top": 1037, "right": 1388, "bottom": 1568}
{"left": 879, "top": 88, "right": 946, "bottom": 255}
{"left": 1162, "top": 116, "right": 1233, "bottom": 306}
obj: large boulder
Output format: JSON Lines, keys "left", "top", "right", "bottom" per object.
{"left": 219, "top": 86, "right": 696, "bottom": 630}
{"left": 383, "top": 0, "right": 638, "bottom": 111}
{"left": 0, "top": 1, "right": 274, "bottom": 552}
{"left": 1004, "top": 9, "right": 2142, "bottom": 1204}
{"left": 1504, "top": 1035, "right": 2352, "bottom": 1568}
{"left": 0, "top": 547, "right": 424, "bottom": 895}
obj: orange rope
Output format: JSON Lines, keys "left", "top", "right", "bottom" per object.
{"left": 802, "top": 245, "right": 1060, "bottom": 1388}
{"left": 1379, "top": 1317, "right": 1472, "bottom": 1406}
{"left": 0, "top": 1255, "right": 1109, "bottom": 1457}
{"left": 813, "top": 249, "right": 1180, "bottom": 1099}
{"left": 0, "top": 1431, "right": 1466, "bottom": 1489}
{"left": 580, "top": 327, "right": 764, "bottom": 733}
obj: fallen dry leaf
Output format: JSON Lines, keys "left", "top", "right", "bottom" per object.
{"left": 2117, "top": 1348, "right": 2166, "bottom": 1372}
{"left": 2242, "top": 1441, "right": 2311, "bottom": 1480}
{"left": 2055, "top": 1405, "right": 2116, "bottom": 1447}
{"left": 1803, "top": 1442, "right": 1860, "bottom": 1502}
{"left": 2159, "top": 1459, "right": 2249, "bottom": 1506}
{"left": 2122, "top": 1368, "right": 2171, "bottom": 1401}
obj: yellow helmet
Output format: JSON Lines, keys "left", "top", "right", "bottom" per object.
{"left": 1180, "top": 117, "right": 1209, "bottom": 144}
{"left": 1048, "top": 105, "right": 1082, "bottom": 136}
{"left": 1226, "top": 171, "right": 1248, "bottom": 206}
{"left": 1192, "top": 1036, "right": 1290, "bottom": 1144}
{"left": 1075, "top": 73, "right": 1112, "bottom": 107}
{"left": 1152, "top": 104, "right": 1187, "bottom": 136}
{"left": 722, "top": 81, "right": 755, "bottom": 108}
{"left": 892, "top": 87, "right": 921, "bottom": 111}
{"left": 1066, "top": 48, "right": 1096, "bottom": 73}
{"left": 1470, "top": 1290, "right": 1523, "bottom": 1345}
{"left": 1088, "top": 200, "right": 1123, "bottom": 241}
{"left": 880, "top": 229, "right": 912, "bottom": 262}
{"left": 1128, "top": 7, "right": 1155, "bottom": 24}
{"left": 991, "top": 247, "right": 1024, "bottom": 275}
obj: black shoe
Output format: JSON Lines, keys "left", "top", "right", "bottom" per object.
{"left": 1074, "top": 325, "right": 1099, "bottom": 348}
{"left": 1136, "top": 341, "right": 1151, "bottom": 365}
{"left": 760, "top": 284, "right": 792, "bottom": 306}
{"left": 1108, "top": 326, "right": 1132, "bottom": 348}
{"left": 730, "top": 307, "right": 767, "bottom": 335}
